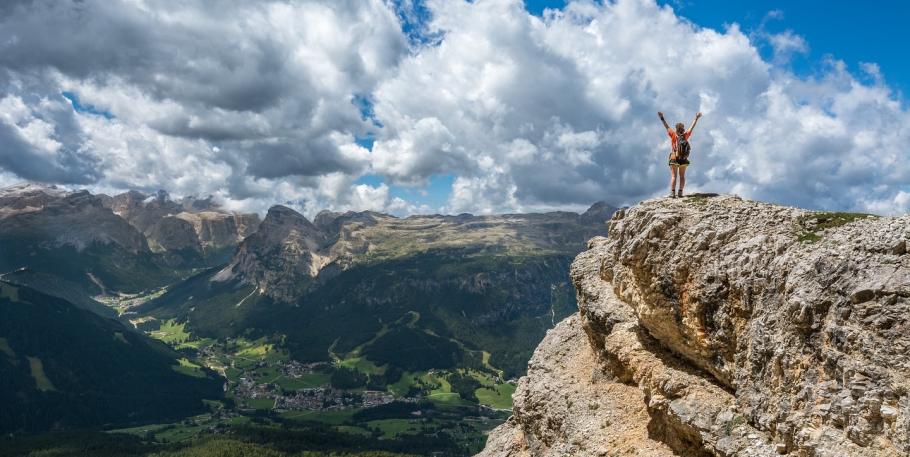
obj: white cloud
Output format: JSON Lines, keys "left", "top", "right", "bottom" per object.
{"left": 768, "top": 30, "right": 809, "bottom": 60}
{"left": 0, "top": 0, "right": 406, "bottom": 211}
{"left": 372, "top": 117, "right": 461, "bottom": 184}
{"left": 371, "top": 0, "right": 910, "bottom": 215}
{"left": 0, "top": 95, "right": 62, "bottom": 157}
{"left": 0, "top": 0, "right": 908, "bottom": 216}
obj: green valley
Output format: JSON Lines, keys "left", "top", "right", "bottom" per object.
{"left": 0, "top": 184, "right": 614, "bottom": 456}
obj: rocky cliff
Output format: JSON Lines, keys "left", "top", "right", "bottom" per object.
{"left": 214, "top": 205, "right": 331, "bottom": 301}
{"left": 0, "top": 184, "right": 148, "bottom": 253}
{"left": 213, "top": 203, "right": 616, "bottom": 302}
{"left": 479, "top": 195, "right": 909, "bottom": 457}
{"left": 104, "top": 189, "right": 259, "bottom": 257}
{"left": 0, "top": 184, "right": 182, "bottom": 298}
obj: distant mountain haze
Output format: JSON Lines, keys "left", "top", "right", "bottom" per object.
{"left": 102, "top": 189, "right": 260, "bottom": 258}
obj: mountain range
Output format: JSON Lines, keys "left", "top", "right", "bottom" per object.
{"left": 0, "top": 182, "right": 615, "bottom": 444}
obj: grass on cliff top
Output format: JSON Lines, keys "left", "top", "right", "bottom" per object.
{"left": 682, "top": 193, "right": 720, "bottom": 206}
{"left": 796, "top": 211, "right": 877, "bottom": 242}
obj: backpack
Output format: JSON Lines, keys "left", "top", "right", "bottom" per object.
{"left": 675, "top": 133, "right": 690, "bottom": 160}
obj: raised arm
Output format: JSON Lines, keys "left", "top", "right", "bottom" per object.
{"left": 658, "top": 112, "right": 671, "bottom": 131}
{"left": 687, "top": 112, "right": 702, "bottom": 136}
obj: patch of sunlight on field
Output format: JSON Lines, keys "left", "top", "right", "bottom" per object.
{"left": 389, "top": 370, "right": 453, "bottom": 397}
{"left": 27, "top": 356, "right": 56, "bottom": 391}
{"left": 427, "top": 392, "right": 466, "bottom": 406}
{"left": 150, "top": 319, "right": 191, "bottom": 344}
{"left": 172, "top": 358, "right": 206, "bottom": 378}
{"left": 175, "top": 337, "right": 215, "bottom": 351}
{"left": 466, "top": 368, "right": 514, "bottom": 409}
{"left": 475, "top": 383, "right": 515, "bottom": 410}
{"left": 388, "top": 371, "right": 417, "bottom": 396}
{"left": 339, "top": 356, "right": 384, "bottom": 375}
{"left": 422, "top": 371, "right": 452, "bottom": 395}
{"left": 235, "top": 342, "right": 273, "bottom": 358}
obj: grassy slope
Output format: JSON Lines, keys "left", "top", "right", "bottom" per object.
{"left": 0, "top": 238, "right": 179, "bottom": 295}
{"left": 0, "top": 282, "right": 223, "bottom": 434}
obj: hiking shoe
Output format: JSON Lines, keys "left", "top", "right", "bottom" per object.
{"left": 678, "top": 189, "right": 684, "bottom": 197}
{"left": 669, "top": 190, "right": 676, "bottom": 198}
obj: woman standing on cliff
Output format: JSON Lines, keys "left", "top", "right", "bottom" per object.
{"left": 658, "top": 111, "right": 702, "bottom": 198}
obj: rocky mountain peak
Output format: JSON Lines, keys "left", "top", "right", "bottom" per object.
{"left": 264, "top": 204, "right": 311, "bottom": 224}
{"left": 578, "top": 200, "right": 618, "bottom": 226}
{"left": 214, "top": 205, "right": 329, "bottom": 301}
{"left": 104, "top": 189, "right": 259, "bottom": 257}
{"left": 479, "top": 195, "right": 909, "bottom": 457}
{"left": 258, "top": 205, "right": 324, "bottom": 246}
{"left": 0, "top": 184, "right": 148, "bottom": 254}
{"left": 313, "top": 209, "right": 382, "bottom": 235}
{"left": 0, "top": 183, "right": 71, "bottom": 211}
{"left": 180, "top": 195, "right": 217, "bottom": 212}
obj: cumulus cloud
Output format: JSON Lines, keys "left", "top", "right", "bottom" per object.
{"left": 0, "top": 0, "right": 908, "bottom": 215}
{"left": 0, "top": 0, "right": 406, "bottom": 212}
{"left": 767, "top": 30, "right": 809, "bottom": 61}
{"left": 0, "top": 90, "right": 100, "bottom": 184}
{"left": 373, "top": 0, "right": 910, "bottom": 214}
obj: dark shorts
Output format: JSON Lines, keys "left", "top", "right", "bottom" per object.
{"left": 669, "top": 157, "right": 690, "bottom": 167}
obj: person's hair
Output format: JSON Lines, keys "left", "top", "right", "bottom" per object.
{"left": 675, "top": 123, "right": 685, "bottom": 134}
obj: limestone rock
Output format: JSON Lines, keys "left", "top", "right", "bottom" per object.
{"left": 214, "top": 205, "right": 330, "bottom": 301}
{"left": 105, "top": 189, "right": 259, "bottom": 256}
{"left": 0, "top": 184, "right": 148, "bottom": 253}
{"left": 145, "top": 215, "right": 200, "bottom": 253}
{"left": 480, "top": 195, "right": 909, "bottom": 457}
{"left": 173, "top": 211, "right": 260, "bottom": 252}
{"left": 476, "top": 314, "right": 676, "bottom": 457}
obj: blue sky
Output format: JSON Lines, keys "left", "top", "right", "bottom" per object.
{"left": 368, "top": 0, "right": 909, "bottom": 212}
{"left": 355, "top": 173, "right": 455, "bottom": 212}
{"left": 662, "top": 1, "right": 908, "bottom": 96}
{"left": 529, "top": 0, "right": 908, "bottom": 95}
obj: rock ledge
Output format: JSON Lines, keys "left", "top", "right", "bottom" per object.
{"left": 479, "top": 195, "right": 909, "bottom": 457}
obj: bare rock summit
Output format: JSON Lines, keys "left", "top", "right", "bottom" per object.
{"left": 0, "top": 184, "right": 148, "bottom": 254}
{"left": 104, "top": 189, "right": 259, "bottom": 256}
{"left": 214, "top": 205, "right": 330, "bottom": 301}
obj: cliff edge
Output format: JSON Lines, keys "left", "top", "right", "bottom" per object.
{"left": 478, "top": 195, "right": 909, "bottom": 457}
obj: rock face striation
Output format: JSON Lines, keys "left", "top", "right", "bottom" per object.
{"left": 214, "top": 205, "right": 331, "bottom": 301}
{"left": 0, "top": 184, "right": 180, "bottom": 303}
{"left": 479, "top": 195, "right": 909, "bottom": 457}
{"left": 104, "top": 189, "right": 259, "bottom": 257}
{"left": 0, "top": 184, "right": 148, "bottom": 254}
